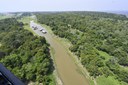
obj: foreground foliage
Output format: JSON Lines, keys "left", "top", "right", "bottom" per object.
{"left": 36, "top": 12, "right": 128, "bottom": 84}
{"left": 0, "top": 18, "right": 54, "bottom": 85}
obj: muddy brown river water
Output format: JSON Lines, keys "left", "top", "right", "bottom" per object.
{"left": 31, "top": 22, "right": 90, "bottom": 85}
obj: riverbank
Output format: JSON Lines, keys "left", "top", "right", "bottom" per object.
{"left": 41, "top": 24, "right": 91, "bottom": 85}
{"left": 20, "top": 16, "right": 90, "bottom": 85}
{"left": 31, "top": 21, "right": 90, "bottom": 85}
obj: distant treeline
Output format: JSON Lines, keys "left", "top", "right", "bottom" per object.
{"left": 36, "top": 12, "right": 128, "bottom": 84}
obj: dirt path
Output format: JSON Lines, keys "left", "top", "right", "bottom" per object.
{"left": 31, "top": 22, "right": 90, "bottom": 85}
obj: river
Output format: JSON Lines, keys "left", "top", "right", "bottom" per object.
{"left": 30, "top": 21, "right": 90, "bottom": 85}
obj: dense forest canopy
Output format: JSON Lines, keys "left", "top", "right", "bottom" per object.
{"left": 36, "top": 12, "right": 128, "bottom": 84}
{"left": 0, "top": 18, "right": 54, "bottom": 85}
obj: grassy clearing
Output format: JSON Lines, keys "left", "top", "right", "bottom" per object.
{"left": 0, "top": 15, "right": 12, "bottom": 20}
{"left": 0, "top": 43, "right": 2, "bottom": 47}
{"left": 98, "top": 50, "right": 112, "bottom": 62}
{"left": 96, "top": 76, "right": 120, "bottom": 85}
{"left": 97, "top": 51, "right": 127, "bottom": 85}
{"left": 18, "top": 17, "right": 38, "bottom": 36}
{"left": 97, "top": 51, "right": 128, "bottom": 85}
{"left": 119, "top": 65, "right": 128, "bottom": 72}
{"left": 18, "top": 17, "right": 32, "bottom": 24}
{"left": 96, "top": 75, "right": 127, "bottom": 85}
{"left": 90, "top": 80, "right": 95, "bottom": 85}
{"left": 18, "top": 16, "right": 37, "bottom": 24}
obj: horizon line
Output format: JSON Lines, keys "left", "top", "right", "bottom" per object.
{"left": 0, "top": 10, "right": 128, "bottom": 13}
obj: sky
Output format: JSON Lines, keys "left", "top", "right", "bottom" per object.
{"left": 0, "top": 0, "right": 128, "bottom": 12}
